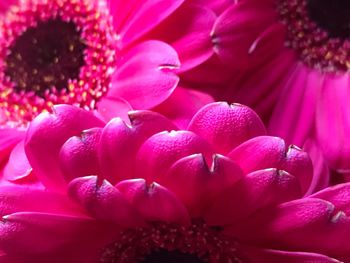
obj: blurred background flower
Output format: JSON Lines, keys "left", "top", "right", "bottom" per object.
{"left": 0, "top": 0, "right": 220, "bottom": 175}
{"left": 207, "top": 0, "right": 350, "bottom": 182}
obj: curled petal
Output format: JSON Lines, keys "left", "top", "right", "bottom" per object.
{"left": 161, "top": 153, "right": 243, "bottom": 216}
{"left": 110, "top": 40, "right": 180, "bottom": 109}
{"left": 229, "top": 136, "right": 313, "bottom": 194}
{"left": 116, "top": 179, "right": 190, "bottom": 225}
{"left": 98, "top": 111, "right": 176, "bottom": 183}
{"left": 3, "top": 141, "right": 32, "bottom": 182}
{"left": 0, "top": 128, "right": 24, "bottom": 167}
{"left": 96, "top": 97, "right": 133, "bottom": 123}
{"left": 24, "top": 105, "right": 104, "bottom": 191}
{"left": 188, "top": 102, "right": 266, "bottom": 154}
{"left": 310, "top": 183, "right": 350, "bottom": 215}
{"left": 229, "top": 198, "right": 350, "bottom": 255}
{"left": 147, "top": 4, "right": 216, "bottom": 71}
{"left": 68, "top": 176, "right": 142, "bottom": 227}
{"left": 205, "top": 169, "right": 301, "bottom": 226}
{"left": 136, "top": 130, "right": 214, "bottom": 182}
{"left": 59, "top": 128, "right": 102, "bottom": 182}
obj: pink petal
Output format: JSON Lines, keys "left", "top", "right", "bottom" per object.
{"left": 212, "top": 0, "right": 278, "bottom": 68}
{"left": 146, "top": 4, "right": 216, "bottom": 71}
{"left": 116, "top": 179, "right": 190, "bottom": 225}
{"left": 187, "top": 0, "right": 234, "bottom": 15}
{"left": 68, "top": 176, "right": 142, "bottom": 227}
{"left": 227, "top": 49, "right": 297, "bottom": 121}
{"left": 230, "top": 198, "right": 350, "bottom": 255}
{"left": 268, "top": 64, "right": 323, "bottom": 147}
{"left": 310, "top": 183, "right": 350, "bottom": 215}
{"left": 241, "top": 246, "right": 340, "bottom": 263}
{"left": 316, "top": 73, "right": 350, "bottom": 171}
{"left": 98, "top": 111, "right": 176, "bottom": 184}
{"left": 0, "top": 212, "right": 95, "bottom": 254}
{"left": 205, "top": 169, "right": 301, "bottom": 227}
{"left": 160, "top": 153, "right": 243, "bottom": 216}
{"left": 110, "top": 40, "right": 180, "bottom": 109}
{"left": 0, "top": 128, "right": 24, "bottom": 167}
{"left": 3, "top": 141, "right": 32, "bottom": 182}
{"left": 229, "top": 136, "right": 313, "bottom": 194}
{"left": 0, "top": 186, "right": 82, "bottom": 216}
{"left": 136, "top": 130, "right": 214, "bottom": 182}
{"left": 152, "top": 86, "right": 214, "bottom": 129}
{"left": 303, "top": 140, "right": 330, "bottom": 195}
{"left": 96, "top": 96, "right": 133, "bottom": 123}
{"left": 59, "top": 128, "right": 102, "bottom": 182}
{"left": 24, "top": 105, "right": 105, "bottom": 191}
{"left": 188, "top": 102, "right": 266, "bottom": 154}
{"left": 109, "top": 0, "right": 184, "bottom": 48}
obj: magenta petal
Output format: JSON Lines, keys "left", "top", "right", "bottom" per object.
{"left": 96, "top": 96, "right": 133, "bottom": 123}
{"left": 0, "top": 186, "right": 82, "bottom": 216}
{"left": 230, "top": 198, "right": 350, "bottom": 255}
{"left": 228, "top": 136, "right": 286, "bottom": 172}
{"left": 136, "top": 130, "right": 214, "bottom": 182}
{"left": 188, "top": 0, "right": 233, "bottom": 15}
{"left": 188, "top": 102, "right": 266, "bottom": 154}
{"left": 147, "top": 4, "right": 216, "bottom": 71}
{"left": 153, "top": 86, "right": 214, "bottom": 129}
{"left": 116, "top": 179, "right": 190, "bottom": 225}
{"left": 68, "top": 176, "right": 142, "bottom": 227}
{"left": 0, "top": 212, "right": 95, "bottom": 254}
{"left": 98, "top": 111, "right": 176, "bottom": 183}
{"left": 59, "top": 128, "right": 102, "bottom": 182}
{"left": 316, "top": 74, "right": 350, "bottom": 171}
{"left": 109, "top": 0, "right": 184, "bottom": 47}
{"left": 205, "top": 169, "right": 301, "bottom": 227}
{"left": 229, "top": 136, "right": 313, "bottom": 193}
{"left": 310, "top": 183, "right": 350, "bottom": 215}
{"left": 3, "top": 141, "right": 32, "bottom": 182}
{"left": 212, "top": 1, "right": 278, "bottom": 68}
{"left": 161, "top": 154, "right": 243, "bottom": 216}
{"left": 110, "top": 40, "right": 180, "bottom": 109}
{"left": 303, "top": 140, "right": 330, "bottom": 195}
{"left": 24, "top": 105, "right": 105, "bottom": 191}
{"left": 0, "top": 128, "right": 24, "bottom": 166}
{"left": 241, "top": 246, "right": 340, "bottom": 263}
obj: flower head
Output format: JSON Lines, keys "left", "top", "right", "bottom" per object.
{"left": 209, "top": 0, "right": 350, "bottom": 178}
{"left": 0, "top": 102, "right": 345, "bottom": 262}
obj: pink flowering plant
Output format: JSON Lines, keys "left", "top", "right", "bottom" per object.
{"left": 0, "top": 102, "right": 348, "bottom": 262}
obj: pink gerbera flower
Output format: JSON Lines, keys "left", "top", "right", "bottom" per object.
{"left": 211, "top": 0, "right": 350, "bottom": 178}
{"left": 0, "top": 0, "right": 217, "bottom": 170}
{"left": 0, "top": 102, "right": 347, "bottom": 262}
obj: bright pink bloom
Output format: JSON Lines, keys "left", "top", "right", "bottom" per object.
{"left": 0, "top": 102, "right": 344, "bottom": 262}
{"left": 210, "top": 0, "right": 350, "bottom": 178}
{"left": 0, "top": 0, "right": 217, "bottom": 171}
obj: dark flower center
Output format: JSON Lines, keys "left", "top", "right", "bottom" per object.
{"left": 307, "top": 0, "right": 350, "bottom": 39}
{"left": 142, "top": 250, "right": 204, "bottom": 263}
{"left": 5, "top": 19, "right": 86, "bottom": 97}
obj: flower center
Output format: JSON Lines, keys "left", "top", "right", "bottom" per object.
{"left": 100, "top": 221, "right": 242, "bottom": 263}
{"left": 5, "top": 19, "right": 86, "bottom": 97}
{"left": 277, "top": 0, "right": 350, "bottom": 72}
{"left": 0, "top": 0, "right": 116, "bottom": 127}
{"left": 307, "top": 0, "right": 350, "bottom": 39}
